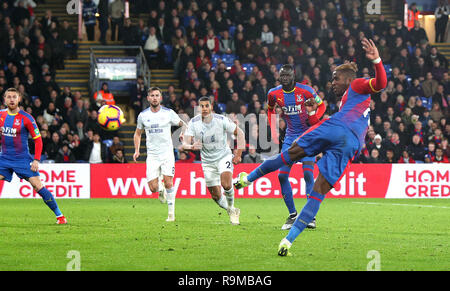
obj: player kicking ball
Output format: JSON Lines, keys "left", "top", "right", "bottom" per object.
{"left": 234, "top": 38, "right": 387, "bottom": 256}
{"left": 0, "top": 88, "right": 67, "bottom": 224}
{"left": 133, "top": 87, "right": 187, "bottom": 222}
{"left": 181, "top": 96, "right": 245, "bottom": 225}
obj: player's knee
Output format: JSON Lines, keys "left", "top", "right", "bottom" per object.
{"left": 164, "top": 180, "right": 173, "bottom": 189}
{"left": 288, "top": 144, "right": 306, "bottom": 161}
{"left": 221, "top": 181, "right": 232, "bottom": 191}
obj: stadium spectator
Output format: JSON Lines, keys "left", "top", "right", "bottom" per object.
{"left": 243, "top": 147, "right": 263, "bottom": 163}
{"left": 59, "top": 20, "right": 78, "bottom": 59}
{"left": 176, "top": 151, "right": 196, "bottom": 163}
{"left": 82, "top": 0, "right": 97, "bottom": 41}
{"left": 111, "top": 149, "right": 127, "bottom": 163}
{"left": 109, "top": 0, "right": 125, "bottom": 42}
{"left": 86, "top": 132, "right": 108, "bottom": 163}
{"left": 93, "top": 82, "right": 115, "bottom": 105}
{"left": 407, "top": 134, "right": 426, "bottom": 162}
{"left": 398, "top": 150, "right": 416, "bottom": 163}
{"left": 434, "top": 0, "right": 450, "bottom": 43}
{"left": 55, "top": 143, "right": 76, "bottom": 163}
{"left": 433, "top": 147, "right": 449, "bottom": 163}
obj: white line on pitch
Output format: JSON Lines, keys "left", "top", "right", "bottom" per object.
{"left": 352, "top": 202, "right": 450, "bottom": 209}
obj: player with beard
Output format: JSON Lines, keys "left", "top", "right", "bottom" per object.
{"left": 0, "top": 88, "right": 67, "bottom": 224}
{"left": 133, "top": 87, "right": 187, "bottom": 222}
{"left": 266, "top": 64, "right": 326, "bottom": 230}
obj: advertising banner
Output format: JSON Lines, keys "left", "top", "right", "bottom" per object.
{"left": 90, "top": 163, "right": 449, "bottom": 199}
{"left": 0, "top": 164, "right": 90, "bottom": 199}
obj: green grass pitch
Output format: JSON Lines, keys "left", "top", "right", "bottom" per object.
{"left": 0, "top": 198, "right": 449, "bottom": 271}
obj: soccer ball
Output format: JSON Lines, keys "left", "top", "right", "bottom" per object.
{"left": 97, "top": 105, "right": 126, "bottom": 131}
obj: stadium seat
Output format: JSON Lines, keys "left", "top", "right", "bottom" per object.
{"left": 164, "top": 44, "right": 173, "bottom": 63}
{"left": 420, "top": 97, "right": 433, "bottom": 110}
{"left": 242, "top": 63, "right": 255, "bottom": 75}
{"left": 103, "top": 139, "right": 113, "bottom": 148}
{"left": 290, "top": 26, "right": 297, "bottom": 35}
{"left": 384, "top": 64, "right": 392, "bottom": 78}
{"left": 229, "top": 26, "right": 236, "bottom": 37}
{"left": 211, "top": 53, "right": 221, "bottom": 64}
{"left": 218, "top": 103, "right": 226, "bottom": 112}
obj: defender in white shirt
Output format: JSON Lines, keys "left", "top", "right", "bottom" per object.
{"left": 133, "top": 87, "right": 187, "bottom": 222}
{"left": 182, "top": 96, "right": 245, "bottom": 225}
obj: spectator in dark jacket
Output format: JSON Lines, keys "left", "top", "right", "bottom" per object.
{"left": 85, "top": 132, "right": 108, "bottom": 163}
{"left": 407, "top": 134, "right": 426, "bottom": 162}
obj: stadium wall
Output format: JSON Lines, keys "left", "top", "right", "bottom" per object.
{"left": 0, "top": 164, "right": 448, "bottom": 199}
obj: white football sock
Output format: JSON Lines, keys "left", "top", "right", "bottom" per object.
{"left": 166, "top": 187, "right": 176, "bottom": 215}
{"left": 214, "top": 194, "right": 229, "bottom": 210}
{"left": 224, "top": 187, "right": 235, "bottom": 210}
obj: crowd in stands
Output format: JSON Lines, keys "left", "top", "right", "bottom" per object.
{"left": 0, "top": 0, "right": 448, "bottom": 164}
{"left": 0, "top": 0, "right": 126, "bottom": 163}
{"left": 126, "top": 0, "right": 449, "bottom": 164}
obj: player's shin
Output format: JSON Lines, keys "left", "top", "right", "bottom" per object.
{"left": 37, "top": 187, "right": 63, "bottom": 217}
{"left": 302, "top": 164, "right": 315, "bottom": 195}
{"left": 214, "top": 194, "right": 229, "bottom": 210}
{"left": 285, "top": 190, "right": 325, "bottom": 243}
{"left": 223, "top": 187, "right": 235, "bottom": 210}
{"left": 247, "top": 150, "right": 294, "bottom": 183}
{"left": 278, "top": 172, "right": 296, "bottom": 215}
{"left": 166, "top": 187, "right": 176, "bottom": 219}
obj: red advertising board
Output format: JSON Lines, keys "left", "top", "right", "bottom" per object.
{"left": 89, "top": 163, "right": 428, "bottom": 199}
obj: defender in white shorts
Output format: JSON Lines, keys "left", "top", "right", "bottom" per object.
{"left": 182, "top": 96, "right": 245, "bottom": 225}
{"left": 133, "top": 87, "right": 187, "bottom": 222}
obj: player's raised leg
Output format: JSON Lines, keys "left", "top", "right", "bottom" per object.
{"left": 28, "top": 176, "right": 67, "bottom": 224}
{"left": 234, "top": 143, "right": 307, "bottom": 189}
{"left": 302, "top": 160, "right": 317, "bottom": 229}
{"left": 278, "top": 173, "right": 330, "bottom": 256}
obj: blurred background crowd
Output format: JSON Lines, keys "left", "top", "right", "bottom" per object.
{"left": 0, "top": 0, "right": 448, "bottom": 164}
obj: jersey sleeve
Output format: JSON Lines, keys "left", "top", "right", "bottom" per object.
{"left": 267, "top": 90, "right": 276, "bottom": 110}
{"left": 23, "top": 114, "right": 41, "bottom": 139}
{"left": 223, "top": 117, "right": 237, "bottom": 134}
{"left": 136, "top": 113, "right": 144, "bottom": 130}
{"left": 170, "top": 109, "right": 182, "bottom": 126}
{"left": 303, "top": 85, "right": 322, "bottom": 105}
{"left": 350, "top": 61, "right": 387, "bottom": 95}
{"left": 23, "top": 114, "right": 43, "bottom": 160}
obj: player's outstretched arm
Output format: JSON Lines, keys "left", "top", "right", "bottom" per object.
{"left": 362, "top": 38, "right": 387, "bottom": 92}
{"left": 351, "top": 38, "right": 387, "bottom": 95}
{"left": 133, "top": 128, "right": 143, "bottom": 162}
{"left": 232, "top": 125, "right": 245, "bottom": 165}
{"left": 180, "top": 135, "right": 202, "bottom": 151}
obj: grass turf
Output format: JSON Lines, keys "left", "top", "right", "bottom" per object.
{"left": 0, "top": 198, "right": 448, "bottom": 271}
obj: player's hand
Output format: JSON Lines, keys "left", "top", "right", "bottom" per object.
{"left": 192, "top": 140, "right": 202, "bottom": 150}
{"left": 179, "top": 132, "right": 184, "bottom": 143}
{"left": 133, "top": 151, "right": 140, "bottom": 163}
{"left": 232, "top": 154, "right": 242, "bottom": 165}
{"left": 305, "top": 98, "right": 318, "bottom": 113}
{"left": 30, "top": 160, "right": 39, "bottom": 172}
{"left": 362, "top": 38, "right": 380, "bottom": 62}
